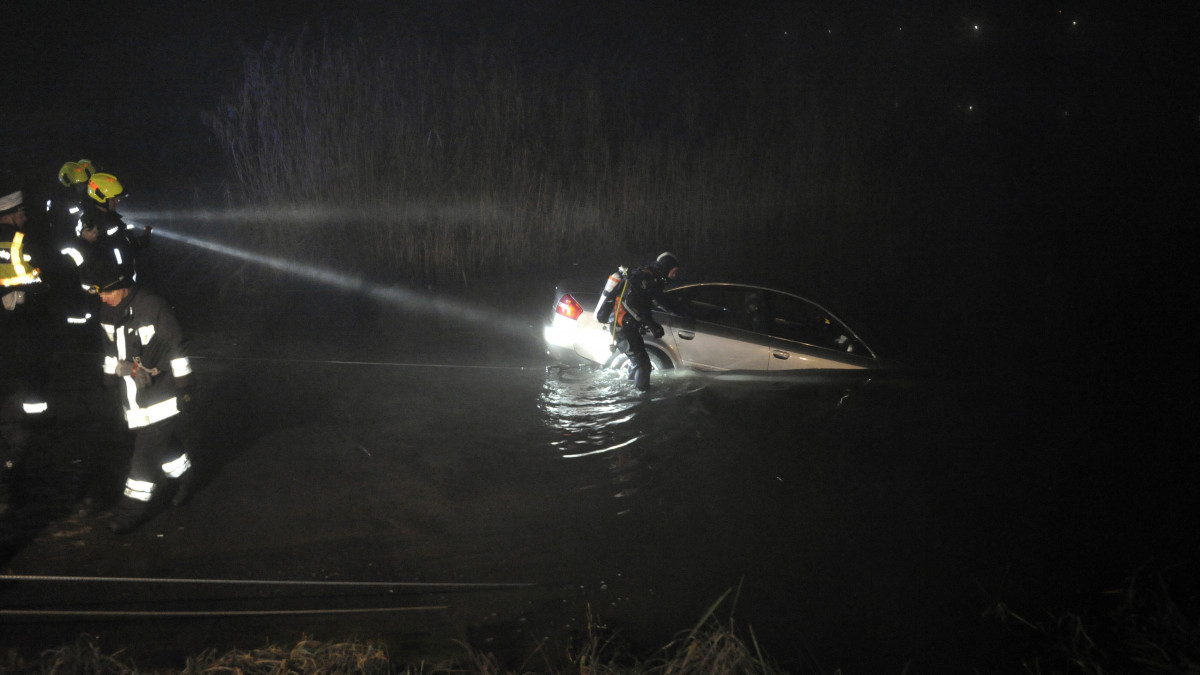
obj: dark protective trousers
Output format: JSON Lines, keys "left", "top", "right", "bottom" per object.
{"left": 123, "top": 416, "right": 188, "bottom": 503}
{"left": 1, "top": 306, "right": 54, "bottom": 506}
{"left": 616, "top": 323, "right": 652, "bottom": 391}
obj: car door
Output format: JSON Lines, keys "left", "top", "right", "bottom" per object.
{"left": 763, "top": 291, "right": 876, "bottom": 370}
{"left": 662, "top": 285, "right": 771, "bottom": 371}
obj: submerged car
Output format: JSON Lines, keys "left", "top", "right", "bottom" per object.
{"left": 543, "top": 279, "right": 881, "bottom": 374}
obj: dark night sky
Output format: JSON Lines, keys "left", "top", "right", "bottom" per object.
{"left": 5, "top": 3, "right": 1195, "bottom": 137}
{"left": 5, "top": 2, "right": 1190, "bottom": 112}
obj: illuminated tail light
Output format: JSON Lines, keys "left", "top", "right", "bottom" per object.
{"left": 555, "top": 294, "right": 583, "bottom": 320}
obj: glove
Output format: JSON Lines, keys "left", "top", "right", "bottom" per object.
{"left": 176, "top": 392, "right": 195, "bottom": 413}
{"left": 2, "top": 290, "right": 25, "bottom": 311}
{"left": 648, "top": 322, "right": 665, "bottom": 339}
{"left": 115, "top": 360, "right": 153, "bottom": 388}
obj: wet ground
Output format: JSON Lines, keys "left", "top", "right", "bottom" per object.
{"left": 2, "top": 280, "right": 1197, "bottom": 673}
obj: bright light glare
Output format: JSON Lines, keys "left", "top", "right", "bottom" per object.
{"left": 141, "top": 222, "right": 532, "bottom": 338}
{"left": 543, "top": 321, "right": 575, "bottom": 351}
{"left": 124, "top": 201, "right": 598, "bottom": 228}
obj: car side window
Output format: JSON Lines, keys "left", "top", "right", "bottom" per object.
{"left": 766, "top": 292, "right": 866, "bottom": 354}
{"left": 675, "top": 287, "right": 764, "bottom": 332}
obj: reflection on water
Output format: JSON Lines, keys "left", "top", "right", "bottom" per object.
{"left": 538, "top": 365, "right": 705, "bottom": 456}
{"left": 537, "top": 364, "right": 706, "bottom": 512}
{"left": 537, "top": 364, "right": 874, "bottom": 516}
{"left": 539, "top": 364, "right": 643, "bottom": 458}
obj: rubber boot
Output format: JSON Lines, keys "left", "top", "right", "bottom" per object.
{"left": 0, "top": 458, "right": 20, "bottom": 520}
{"left": 170, "top": 472, "right": 193, "bottom": 508}
{"left": 108, "top": 497, "right": 151, "bottom": 534}
{"left": 0, "top": 476, "right": 11, "bottom": 520}
{"left": 632, "top": 352, "right": 651, "bottom": 391}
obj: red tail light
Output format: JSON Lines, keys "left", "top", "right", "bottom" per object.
{"left": 555, "top": 293, "right": 583, "bottom": 320}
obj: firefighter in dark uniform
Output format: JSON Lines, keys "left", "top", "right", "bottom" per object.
{"left": 61, "top": 172, "right": 148, "bottom": 326}
{"left": 44, "top": 160, "right": 101, "bottom": 328}
{"left": 80, "top": 245, "right": 194, "bottom": 533}
{"left": 1, "top": 177, "right": 51, "bottom": 517}
{"left": 46, "top": 160, "right": 99, "bottom": 242}
{"left": 77, "top": 172, "right": 150, "bottom": 264}
{"left": 594, "top": 252, "right": 680, "bottom": 392}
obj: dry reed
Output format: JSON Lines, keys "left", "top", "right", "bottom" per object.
{"left": 988, "top": 570, "right": 1200, "bottom": 674}
{"left": 8, "top": 590, "right": 791, "bottom": 675}
{"left": 200, "top": 23, "right": 898, "bottom": 291}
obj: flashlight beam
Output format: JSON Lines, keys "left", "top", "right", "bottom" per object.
{"left": 152, "top": 227, "right": 366, "bottom": 291}
{"left": 147, "top": 227, "right": 532, "bottom": 337}
{"left": 0, "top": 573, "right": 534, "bottom": 588}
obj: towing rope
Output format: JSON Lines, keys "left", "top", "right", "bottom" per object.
{"left": 0, "top": 575, "right": 528, "bottom": 619}
{"left": 186, "top": 354, "right": 531, "bottom": 370}
{"left": 0, "top": 606, "right": 448, "bottom": 618}
{"left": 0, "top": 574, "right": 533, "bottom": 588}
{"left": 59, "top": 350, "right": 534, "bottom": 370}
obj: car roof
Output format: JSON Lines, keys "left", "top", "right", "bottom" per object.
{"left": 666, "top": 281, "right": 802, "bottom": 297}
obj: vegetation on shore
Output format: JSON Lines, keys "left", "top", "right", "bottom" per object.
{"left": 5, "top": 572, "right": 1198, "bottom": 673}
{"left": 988, "top": 570, "right": 1200, "bottom": 674}
{"left": 3, "top": 591, "right": 790, "bottom": 675}
{"left": 195, "top": 22, "right": 958, "bottom": 293}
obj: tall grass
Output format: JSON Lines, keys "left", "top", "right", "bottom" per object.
{"left": 988, "top": 571, "right": 1200, "bottom": 674}
{"left": 203, "top": 24, "right": 896, "bottom": 290}
{"left": 7, "top": 598, "right": 791, "bottom": 674}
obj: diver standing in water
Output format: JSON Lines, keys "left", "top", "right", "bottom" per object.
{"left": 594, "top": 252, "right": 680, "bottom": 392}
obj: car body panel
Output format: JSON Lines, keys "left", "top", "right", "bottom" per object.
{"left": 766, "top": 336, "right": 875, "bottom": 370}
{"left": 664, "top": 313, "right": 770, "bottom": 371}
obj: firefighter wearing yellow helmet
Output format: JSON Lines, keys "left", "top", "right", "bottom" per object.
{"left": 75, "top": 171, "right": 149, "bottom": 279}
{"left": 57, "top": 159, "right": 96, "bottom": 187}
{"left": 82, "top": 173, "right": 146, "bottom": 248}
{"left": 48, "top": 161, "right": 103, "bottom": 327}
{"left": 48, "top": 159, "right": 100, "bottom": 239}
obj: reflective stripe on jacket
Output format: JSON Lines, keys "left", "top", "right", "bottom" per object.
{"left": 2, "top": 230, "right": 41, "bottom": 287}
{"left": 99, "top": 287, "right": 192, "bottom": 429}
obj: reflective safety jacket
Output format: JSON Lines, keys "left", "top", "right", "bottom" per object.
{"left": 1, "top": 226, "right": 42, "bottom": 288}
{"left": 2, "top": 225, "right": 50, "bottom": 420}
{"left": 98, "top": 286, "right": 192, "bottom": 429}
